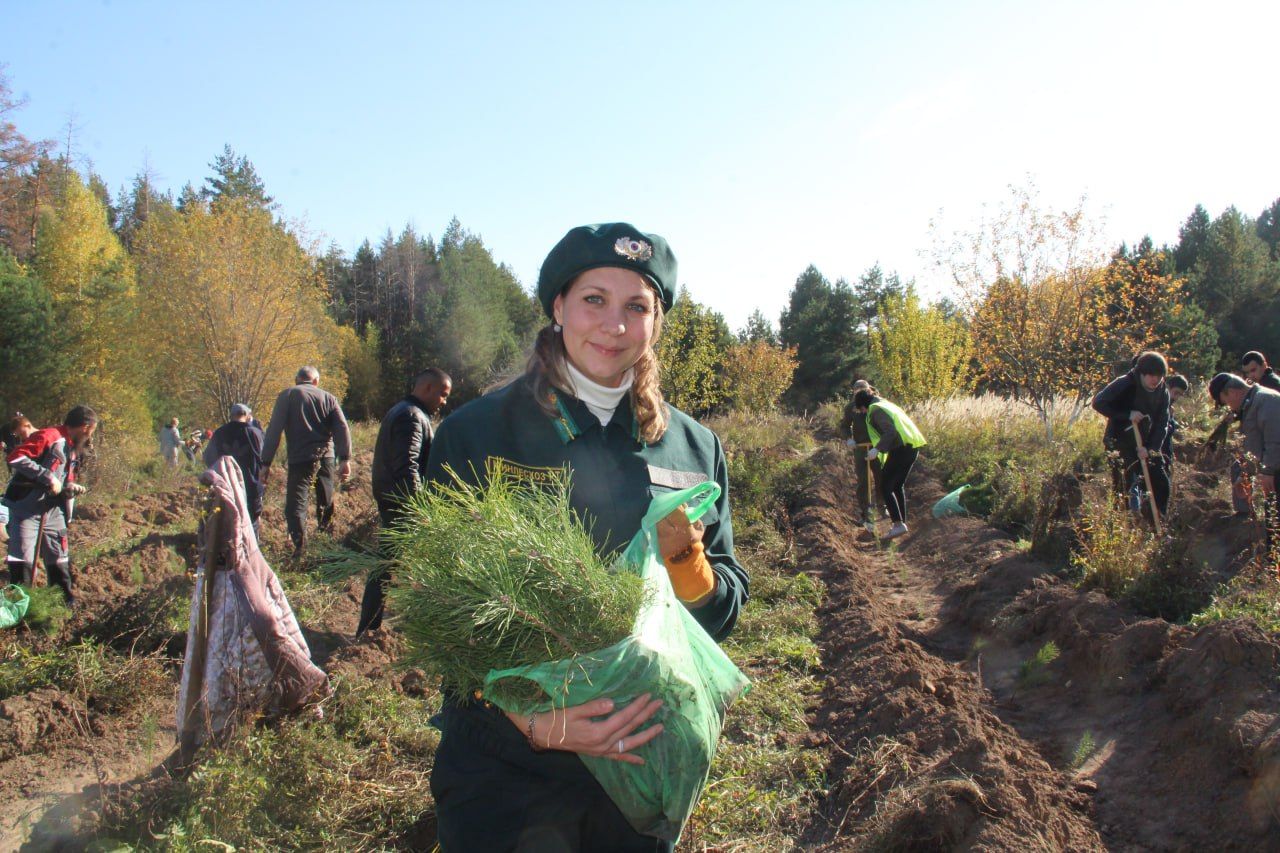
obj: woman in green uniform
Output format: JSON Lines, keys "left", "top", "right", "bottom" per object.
{"left": 425, "top": 222, "right": 749, "bottom": 852}
{"left": 853, "top": 388, "right": 927, "bottom": 540}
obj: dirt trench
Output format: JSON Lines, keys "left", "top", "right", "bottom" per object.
{"left": 799, "top": 446, "right": 1280, "bottom": 851}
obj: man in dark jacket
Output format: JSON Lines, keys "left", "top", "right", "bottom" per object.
{"left": 203, "top": 403, "right": 266, "bottom": 531}
{"left": 1093, "top": 351, "right": 1172, "bottom": 522}
{"left": 1211, "top": 372, "right": 1280, "bottom": 554}
{"left": 357, "top": 368, "right": 451, "bottom": 636}
{"left": 1241, "top": 351, "right": 1280, "bottom": 392}
{"left": 262, "top": 366, "right": 353, "bottom": 555}
{"left": 4, "top": 406, "right": 96, "bottom": 604}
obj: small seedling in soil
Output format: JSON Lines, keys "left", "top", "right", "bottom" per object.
{"left": 1070, "top": 730, "right": 1096, "bottom": 770}
{"left": 1018, "top": 641, "right": 1060, "bottom": 688}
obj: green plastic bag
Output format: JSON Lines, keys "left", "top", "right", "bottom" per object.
{"left": 483, "top": 481, "right": 751, "bottom": 842}
{"left": 932, "top": 484, "right": 972, "bottom": 519}
{"left": 0, "top": 584, "right": 30, "bottom": 629}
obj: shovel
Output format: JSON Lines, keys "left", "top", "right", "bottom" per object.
{"left": 1132, "top": 424, "right": 1163, "bottom": 536}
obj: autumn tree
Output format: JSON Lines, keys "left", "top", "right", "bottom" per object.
{"left": 721, "top": 340, "right": 798, "bottom": 414}
{"left": 0, "top": 68, "right": 51, "bottom": 260}
{"left": 658, "top": 290, "right": 732, "bottom": 417}
{"left": 31, "top": 166, "right": 147, "bottom": 430}
{"left": 942, "top": 184, "right": 1166, "bottom": 438}
{"left": 869, "top": 289, "right": 972, "bottom": 403}
{"left": 134, "top": 198, "right": 346, "bottom": 424}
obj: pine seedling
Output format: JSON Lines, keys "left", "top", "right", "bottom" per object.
{"left": 1018, "top": 641, "right": 1060, "bottom": 687}
{"left": 385, "top": 468, "right": 645, "bottom": 706}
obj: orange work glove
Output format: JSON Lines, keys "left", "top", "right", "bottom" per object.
{"left": 658, "top": 504, "right": 715, "bottom": 603}
{"left": 663, "top": 541, "right": 715, "bottom": 603}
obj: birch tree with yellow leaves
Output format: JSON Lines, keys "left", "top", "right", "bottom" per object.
{"left": 133, "top": 198, "right": 346, "bottom": 425}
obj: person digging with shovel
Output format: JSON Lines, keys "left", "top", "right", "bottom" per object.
{"left": 841, "top": 379, "right": 881, "bottom": 541}
{"left": 853, "top": 388, "right": 927, "bottom": 541}
{"left": 1210, "top": 372, "right": 1280, "bottom": 561}
{"left": 1092, "top": 351, "right": 1172, "bottom": 528}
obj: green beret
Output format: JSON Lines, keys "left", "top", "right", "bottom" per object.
{"left": 537, "top": 223, "right": 677, "bottom": 318}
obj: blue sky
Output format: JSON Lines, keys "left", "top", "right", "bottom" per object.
{"left": 3, "top": 0, "right": 1278, "bottom": 328}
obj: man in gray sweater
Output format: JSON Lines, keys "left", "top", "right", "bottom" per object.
{"left": 1211, "top": 372, "right": 1280, "bottom": 555}
{"left": 262, "top": 366, "right": 352, "bottom": 554}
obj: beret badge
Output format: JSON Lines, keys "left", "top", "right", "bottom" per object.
{"left": 614, "top": 236, "right": 654, "bottom": 262}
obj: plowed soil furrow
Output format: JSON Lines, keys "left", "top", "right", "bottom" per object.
{"left": 801, "top": 447, "right": 1280, "bottom": 852}
{"left": 800, "top": 449, "right": 1103, "bottom": 850}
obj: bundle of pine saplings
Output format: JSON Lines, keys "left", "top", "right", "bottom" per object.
{"left": 384, "top": 469, "right": 646, "bottom": 706}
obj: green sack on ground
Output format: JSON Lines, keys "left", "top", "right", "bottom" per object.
{"left": 483, "top": 481, "right": 751, "bottom": 843}
{"left": 0, "top": 584, "right": 30, "bottom": 629}
{"left": 932, "top": 484, "right": 972, "bottom": 519}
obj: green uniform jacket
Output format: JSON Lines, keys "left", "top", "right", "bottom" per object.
{"left": 426, "top": 378, "right": 746, "bottom": 851}
{"left": 426, "top": 378, "right": 749, "bottom": 643}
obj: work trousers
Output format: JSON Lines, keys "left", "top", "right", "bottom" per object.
{"left": 285, "top": 457, "right": 336, "bottom": 551}
{"left": 5, "top": 509, "right": 74, "bottom": 602}
{"left": 356, "top": 495, "right": 404, "bottom": 636}
{"left": 879, "top": 446, "right": 920, "bottom": 525}
{"left": 1109, "top": 446, "right": 1170, "bottom": 520}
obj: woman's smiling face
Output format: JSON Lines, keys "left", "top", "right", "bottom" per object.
{"left": 553, "top": 267, "right": 657, "bottom": 388}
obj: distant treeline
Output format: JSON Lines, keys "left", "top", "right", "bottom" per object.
{"left": 2, "top": 70, "right": 1277, "bottom": 447}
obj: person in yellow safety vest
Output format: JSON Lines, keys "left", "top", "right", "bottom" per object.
{"left": 854, "top": 389, "right": 927, "bottom": 540}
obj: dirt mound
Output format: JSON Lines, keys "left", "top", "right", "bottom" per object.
{"left": 0, "top": 688, "right": 90, "bottom": 762}
{"left": 808, "top": 443, "right": 1280, "bottom": 850}
{"left": 798, "top": 448, "right": 1102, "bottom": 850}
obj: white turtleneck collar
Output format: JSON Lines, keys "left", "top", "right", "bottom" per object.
{"left": 564, "top": 361, "right": 633, "bottom": 426}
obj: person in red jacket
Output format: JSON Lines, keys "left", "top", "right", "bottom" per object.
{"left": 3, "top": 406, "right": 97, "bottom": 604}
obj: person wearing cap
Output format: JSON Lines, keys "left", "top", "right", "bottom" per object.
{"left": 357, "top": 367, "right": 452, "bottom": 637}
{"left": 852, "top": 389, "right": 927, "bottom": 540}
{"left": 1241, "top": 351, "right": 1280, "bottom": 392}
{"left": 1210, "top": 371, "right": 1280, "bottom": 551}
{"left": 840, "top": 380, "right": 881, "bottom": 539}
{"left": 424, "top": 223, "right": 748, "bottom": 852}
{"left": 261, "top": 366, "right": 353, "bottom": 555}
{"left": 4, "top": 406, "right": 96, "bottom": 605}
{"left": 204, "top": 403, "right": 266, "bottom": 531}
{"left": 1092, "top": 351, "right": 1172, "bottom": 521}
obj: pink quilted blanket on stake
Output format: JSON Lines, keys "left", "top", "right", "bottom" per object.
{"left": 177, "top": 456, "right": 329, "bottom": 750}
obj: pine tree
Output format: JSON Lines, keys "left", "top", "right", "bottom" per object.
{"left": 779, "top": 265, "right": 862, "bottom": 410}
{"left": 1173, "top": 204, "right": 1211, "bottom": 273}
{"left": 202, "top": 144, "right": 274, "bottom": 210}
{"left": 737, "top": 308, "right": 778, "bottom": 345}
{"left": 1257, "top": 198, "right": 1280, "bottom": 261}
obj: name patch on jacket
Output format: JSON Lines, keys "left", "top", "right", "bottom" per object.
{"left": 487, "top": 458, "right": 564, "bottom": 486}
{"left": 647, "top": 465, "right": 706, "bottom": 490}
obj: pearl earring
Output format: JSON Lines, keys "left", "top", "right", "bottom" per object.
{"left": 553, "top": 323, "right": 562, "bottom": 333}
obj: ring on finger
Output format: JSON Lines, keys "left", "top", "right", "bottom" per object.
{"left": 617, "top": 739, "right": 624, "bottom": 754}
